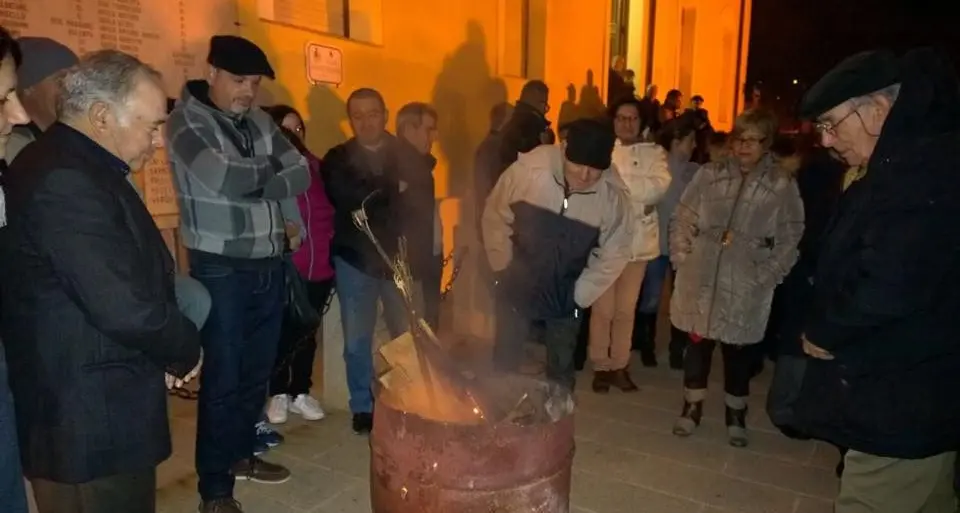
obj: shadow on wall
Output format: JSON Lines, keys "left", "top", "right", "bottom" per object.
{"left": 234, "top": 4, "right": 348, "bottom": 154}
{"left": 305, "top": 85, "right": 348, "bottom": 151}
{"left": 557, "top": 70, "right": 609, "bottom": 130}
{"left": 431, "top": 20, "right": 508, "bottom": 202}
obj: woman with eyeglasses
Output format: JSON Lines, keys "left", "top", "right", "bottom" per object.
{"left": 588, "top": 97, "right": 671, "bottom": 393}
{"left": 669, "top": 108, "right": 804, "bottom": 447}
{"left": 262, "top": 105, "right": 335, "bottom": 426}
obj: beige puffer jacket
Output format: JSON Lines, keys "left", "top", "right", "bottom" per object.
{"left": 611, "top": 140, "right": 671, "bottom": 261}
{"left": 669, "top": 154, "right": 804, "bottom": 345}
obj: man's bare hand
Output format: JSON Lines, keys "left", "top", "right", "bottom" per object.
{"left": 285, "top": 221, "right": 302, "bottom": 251}
{"left": 802, "top": 335, "right": 834, "bottom": 360}
{"left": 166, "top": 351, "right": 203, "bottom": 389}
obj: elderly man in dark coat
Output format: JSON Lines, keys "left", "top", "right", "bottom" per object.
{"left": 794, "top": 48, "right": 960, "bottom": 513}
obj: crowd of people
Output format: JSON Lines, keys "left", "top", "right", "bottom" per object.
{"left": 0, "top": 25, "right": 957, "bottom": 513}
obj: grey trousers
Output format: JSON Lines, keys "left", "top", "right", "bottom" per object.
{"left": 31, "top": 467, "right": 157, "bottom": 513}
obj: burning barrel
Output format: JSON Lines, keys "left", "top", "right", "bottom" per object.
{"left": 370, "top": 374, "right": 576, "bottom": 513}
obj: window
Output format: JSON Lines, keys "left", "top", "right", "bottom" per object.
{"left": 498, "top": 0, "right": 546, "bottom": 78}
{"left": 257, "top": 0, "right": 382, "bottom": 45}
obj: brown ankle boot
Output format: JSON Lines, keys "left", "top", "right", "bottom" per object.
{"left": 609, "top": 368, "right": 639, "bottom": 392}
{"left": 592, "top": 371, "right": 611, "bottom": 393}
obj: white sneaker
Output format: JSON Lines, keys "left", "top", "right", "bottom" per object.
{"left": 290, "top": 394, "right": 326, "bottom": 421}
{"left": 266, "top": 395, "right": 289, "bottom": 424}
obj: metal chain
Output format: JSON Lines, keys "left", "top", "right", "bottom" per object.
{"left": 439, "top": 246, "right": 468, "bottom": 302}
{"left": 169, "top": 246, "right": 468, "bottom": 401}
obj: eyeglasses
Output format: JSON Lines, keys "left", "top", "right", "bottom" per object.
{"left": 815, "top": 107, "right": 857, "bottom": 136}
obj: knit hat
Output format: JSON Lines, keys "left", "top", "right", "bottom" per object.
{"left": 16, "top": 37, "right": 78, "bottom": 92}
{"left": 564, "top": 118, "right": 615, "bottom": 170}
{"left": 207, "top": 35, "right": 275, "bottom": 79}
{"left": 799, "top": 50, "right": 899, "bottom": 119}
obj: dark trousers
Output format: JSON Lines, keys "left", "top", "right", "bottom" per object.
{"left": 32, "top": 467, "right": 156, "bottom": 513}
{"left": 0, "top": 353, "right": 27, "bottom": 513}
{"left": 421, "top": 253, "right": 443, "bottom": 330}
{"left": 269, "top": 279, "right": 333, "bottom": 397}
{"left": 494, "top": 299, "right": 582, "bottom": 390}
{"left": 190, "top": 252, "right": 284, "bottom": 501}
{"left": 683, "top": 336, "right": 757, "bottom": 398}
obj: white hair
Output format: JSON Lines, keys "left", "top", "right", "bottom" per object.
{"left": 853, "top": 83, "right": 901, "bottom": 107}
{"left": 57, "top": 49, "right": 162, "bottom": 125}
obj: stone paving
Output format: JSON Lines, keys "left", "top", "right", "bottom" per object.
{"left": 151, "top": 353, "right": 839, "bottom": 513}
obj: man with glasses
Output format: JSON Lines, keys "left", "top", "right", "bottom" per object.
{"left": 793, "top": 49, "right": 960, "bottom": 513}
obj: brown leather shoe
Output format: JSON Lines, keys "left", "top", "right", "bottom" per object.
{"left": 592, "top": 370, "right": 611, "bottom": 393}
{"left": 609, "top": 368, "right": 639, "bottom": 392}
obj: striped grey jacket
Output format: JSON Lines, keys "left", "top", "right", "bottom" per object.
{"left": 166, "top": 81, "right": 309, "bottom": 260}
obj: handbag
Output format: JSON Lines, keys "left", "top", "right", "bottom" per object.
{"left": 283, "top": 255, "right": 322, "bottom": 332}
{"left": 765, "top": 354, "right": 811, "bottom": 440}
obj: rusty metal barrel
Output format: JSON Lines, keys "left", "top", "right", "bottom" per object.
{"left": 370, "top": 375, "right": 575, "bottom": 513}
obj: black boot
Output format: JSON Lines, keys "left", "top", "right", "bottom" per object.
{"left": 668, "top": 326, "right": 687, "bottom": 370}
{"left": 642, "top": 313, "right": 659, "bottom": 367}
{"left": 672, "top": 400, "right": 703, "bottom": 437}
{"left": 725, "top": 405, "right": 749, "bottom": 447}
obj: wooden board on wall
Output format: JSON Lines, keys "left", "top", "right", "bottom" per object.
{"left": 1, "top": 0, "right": 238, "bottom": 219}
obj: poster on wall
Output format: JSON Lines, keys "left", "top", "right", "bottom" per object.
{"left": 1, "top": 0, "right": 238, "bottom": 218}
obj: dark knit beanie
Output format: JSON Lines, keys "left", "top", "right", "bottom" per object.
{"left": 564, "top": 118, "right": 616, "bottom": 170}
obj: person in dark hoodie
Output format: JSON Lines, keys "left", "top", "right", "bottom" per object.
{"left": 321, "top": 88, "right": 431, "bottom": 435}
{"left": 794, "top": 48, "right": 960, "bottom": 513}
{"left": 498, "top": 80, "right": 551, "bottom": 172}
{"left": 395, "top": 101, "right": 442, "bottom": 329}
{"left": 474, "top": 101, "right": 514, "bottom": 231}
{"left": 166, "top": 35, "right": 310, "bottom": 513}
{"left": 483, "top": 118, "right": 631, "bottom": 391}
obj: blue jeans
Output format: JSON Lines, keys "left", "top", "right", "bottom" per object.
{"left": 0, "top": 350, "right": 26, "bottom": 513}
{"left": 638, "top": 255, "right": 670, "bottom": 314}
{"left": 190, "top": 251, "right": 284, "bottom": 501}
{"left": 334, "top": 257, "right": 409, "bottom": 414}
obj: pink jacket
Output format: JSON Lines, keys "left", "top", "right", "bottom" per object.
{"left": 292, "top": 153, "right": 335, "bottom": 281}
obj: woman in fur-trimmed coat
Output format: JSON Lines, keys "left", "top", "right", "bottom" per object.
{"left": 668, "top": 109, "right": 804, "bottom": 448}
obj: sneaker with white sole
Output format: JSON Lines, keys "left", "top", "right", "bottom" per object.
{"left": 290, "top": 394, "right": 326, "bottom": 421}
{"left": 266, "top": 395, "right": 289, "bottom": 424}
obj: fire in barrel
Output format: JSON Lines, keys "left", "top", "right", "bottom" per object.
{"left": 373, "top": 331, "right": 576, "bottom": 513}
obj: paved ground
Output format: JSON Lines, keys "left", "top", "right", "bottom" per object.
{"left": 152, "top": 353, "right": 839, "bottom": 513}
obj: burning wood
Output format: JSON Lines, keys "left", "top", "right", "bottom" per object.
{"left": 354, "top": 192, "right": 572, "bottom": 426}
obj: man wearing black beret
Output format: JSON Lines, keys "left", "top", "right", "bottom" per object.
{"left": 482, "top": 118, "right": 632, "bottom": 390}
{"left": 166, "top": 35, "right": 310, "bottom": 513}
{"left": 792, "top": 48, "right": 960, "bottom": 512}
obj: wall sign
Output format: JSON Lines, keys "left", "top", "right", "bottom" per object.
{"left": 305, "top": 42, "right": 344, "bottom": 86}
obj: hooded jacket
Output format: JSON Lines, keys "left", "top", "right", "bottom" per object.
{"left": 482, "top": 145, "right": 632, "bottom": 319}
{"left": 794, "top": 48, "right": 960, "bottom": 459}
{"left": 166, "top": 81, "right": 309, "bottom": 261}
{"left": 611, "top": 140, "right": 671, "bottom": 261}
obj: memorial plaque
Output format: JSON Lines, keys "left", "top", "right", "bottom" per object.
{"left": 4, "top": 0, "right": 238, "bottom": 218}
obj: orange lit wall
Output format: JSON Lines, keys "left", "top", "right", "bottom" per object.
{"left": 645, "top": 0, "right": 751, "bottom": 131}
{"left": 236, "top": 0, "right": 614, "bottom": 290}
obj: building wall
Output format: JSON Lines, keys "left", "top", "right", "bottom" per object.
{"left": 236, "top": 0, "right": 612, "bottom": 337}
{"left": 643, "top": 0, "right": 751, "bottom": 131}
